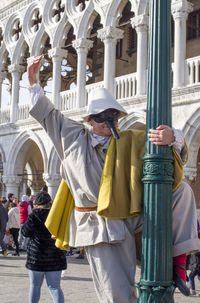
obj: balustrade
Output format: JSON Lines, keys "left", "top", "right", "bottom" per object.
{"left": 115, "top": 73, "right": 137, "bottom": 100}
{"left": 0, "top": 107, "right": 10, "bottom": 124}
{"left": 85, "top": 81, "right": 104, "bottom": 105}
{"left": 0, "top": 56, "right": 200, "bottom": 125}
{"left": 60, "top": 89, "right": 77, "bottom": 111}
{"left": 186, "top": 56, "right": 200, "bottom": 85}
{"left": 18, "top": 103, "right": 30, "bottom": 121}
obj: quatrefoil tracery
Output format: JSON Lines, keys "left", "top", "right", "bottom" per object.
{"left": 12, "top": 19, "right": 22, "bottom": 42}
{"left": 31, "top": 9, "right": 42, "bottom": 33}
{"left": 52, "top": 0, "right": 65, "bottom": 23}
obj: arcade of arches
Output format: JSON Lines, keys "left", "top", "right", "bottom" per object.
{"left": 0, "top": 0, "right": 199, "bottom": 215}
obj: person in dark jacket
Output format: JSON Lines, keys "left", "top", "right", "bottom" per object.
{"left": 21, "top": 191, "right": 66, "bottom": 303}
{"left": 3, "top": 193, "right": 14, "bottom": 212}
{"left": 0, "top": 199, "right": 8, "bottom": 255}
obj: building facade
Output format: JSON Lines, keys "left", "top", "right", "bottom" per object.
{"left": 0, "top": 0, "right": 199, "bottom": 213}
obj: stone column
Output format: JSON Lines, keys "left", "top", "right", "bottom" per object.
{"left": 2, "top": 175, "right": 22, "bottom": 198}
{"left": 48, "top": 48, "right": 68, "bottom": 109}
{"left": 30, "top": 180, "right": 45, "bottom": 195}
{"left": 0, "top": 71, "right": 6, "bottom": 108}
{"left": 171, "top": 0, "right": 193, "bottom": 88}
{"left": 8, "top": 64, "right": 24, "bottom": 123}
{"left": 131, "top": 14, "right": 149, "bottom": 95}
{"left": 98, "top": 26, "right": 124, "bottom": 96}
{"left": 72, "top": 38, "right": 93, "bottom": 108}
{"left": 43, "top": 173, "right": 61, "bottom": 200}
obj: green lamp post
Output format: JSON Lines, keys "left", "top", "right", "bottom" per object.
{"left": 137, "top": 0, "right": 175, "bottom": 302}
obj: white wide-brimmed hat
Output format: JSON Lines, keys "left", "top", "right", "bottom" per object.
{"left": 83, "top": 87, "right": 127, "bottom": 121}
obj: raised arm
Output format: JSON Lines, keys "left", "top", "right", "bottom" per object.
{"left": 27, "top": 56, "right": 84, "bottom": 162}
{"left": 27, "top": 55, "right": 43, "bottom": 86}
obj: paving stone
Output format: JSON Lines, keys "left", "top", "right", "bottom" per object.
{"left": 0, "top": 252, "right": 199, "bottom": 302}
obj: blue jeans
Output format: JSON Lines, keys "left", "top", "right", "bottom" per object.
{"left": 19, "top": 223, "right": 29, "bottom": 250}
{"left": 189, "top": 269, "right": 200, "bottom": 291}
{"left": 28, "top": 270, "right": 64, "bottom": 303}
{"left": 0, "top": 230, "right": 6, "bottom": 251}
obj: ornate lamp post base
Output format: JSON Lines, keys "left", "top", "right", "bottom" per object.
{"left": 137, "top": 282, "right": 175, "bottom": 303}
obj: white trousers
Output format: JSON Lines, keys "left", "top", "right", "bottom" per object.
{"left": 85, "top": 182, "right": 200, "bottom": 303}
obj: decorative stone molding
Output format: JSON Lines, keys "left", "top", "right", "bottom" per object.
{"left": 43, "top": 0, "right": 65, "bottom": 27}
{"left": 48, "top": 47, "right": 68, "bottom": 59}
{"left": 131, "top": 14, "right": 149, "bottom": 32}
{"left": 0, "top": 0, "right": 34, "bottom": 21}
{"left": 4, "top": 15, "right": 24, "bottom": 48}
{"left": 8, "top": 63, "right": 25, "bottom": 74}
{"left": 23, "top": 3, "right": 43, "bottom": 38}
{"left": 2, "top": 175, "right": 22, "bottom": 185}
{"left": 43, "top": 173, "right": 61, "bottom": 186}
{"left": 98, "top": 26, "right": 124, "bottom": 42}
{"left": 184, "top": 167, "right": 197, "bottom": 181}
{"left": 171, "top": 0, "right": 193, "bottom": 20}
{"left": 72, "top": 38, "right": 93, "bottom": 52}
{"left": 66, "top": 0, "right": 90, "bottom": 16}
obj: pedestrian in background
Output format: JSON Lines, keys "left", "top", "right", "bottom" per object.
{"left": 28, "top": 195, "right": 35, "bottom": 209}
{"left": 18, "top": 194, "right": 32, "bottom": 251}
{"left": 3, "top": 193, "right": 14, "bottom": 212}
{"left": 0, "top": 199, "right": 8, "bottom": 256}
{"left": 22, "top": 191, "right": 66, "bottom": 303}
{"left": 6, "top": 201, "right": 20, "bottom": 256}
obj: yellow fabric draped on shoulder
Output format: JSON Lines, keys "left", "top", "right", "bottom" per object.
{"left": 45, "top": 129, "right": 188, "bottom": 249}
{"left": 97, "top": 129, "right": 186, "bottom": 219}
{"left": 45, "top": 179, "right": 74, "bottom": 251}
{"left": 97, "top": 129, "right": 145, "bottom": 219}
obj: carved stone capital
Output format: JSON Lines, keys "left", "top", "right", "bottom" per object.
{"left": 8, "top": 64, "right": 25, "bottom": 74}
{"left": 48, "top": 47, "right": 68, "bottom": 59}
{"left": 131, "top": 14, "right": 149, "bottom": 31}
{"left": 171, "top": 0, "right": 193, "bottom": 20}
{"left": 43, "top": 173, "right": 61, "bottom": 186}
{"left": 72, "top": 38, "right": 93, "bottom": 51}
{"left": 184, "top": 167, "right": 197, "bottom": 181}
{"left": 97, "top": 26, "right": 124, "bottom": 42}
{"left": 2, "top": 175, "right": 22, "bottom": 185}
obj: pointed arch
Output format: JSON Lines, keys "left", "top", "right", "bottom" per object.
{"left": 4, "top": 130, "right": 48, "bottom": 176}
{"left": 183, "top": 107, "right": 200, "bottom": 171}
{"left": 119, "top": 110, "right": 146, "bottom": 130}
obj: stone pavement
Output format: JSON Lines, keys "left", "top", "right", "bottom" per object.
{"left": 0, "top": 251, "right": 200, "bottom": 303}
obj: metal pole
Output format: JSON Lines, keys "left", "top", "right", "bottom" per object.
{"left": 137, "top": 1, "right": 175, "bottom": 302}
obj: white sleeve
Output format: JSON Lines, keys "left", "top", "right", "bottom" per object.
{"left": 28, "top": 83, "right": 44, "bottom": 108}
{"left": 169, "top": 128, "right": 184, "bottom": 154}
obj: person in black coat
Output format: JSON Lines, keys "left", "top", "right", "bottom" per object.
{"left": 22, "top": 191, "right": 66, "bottom": 303}
{"left": 0, "top": 199, "right": 8, "bottom": 255}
